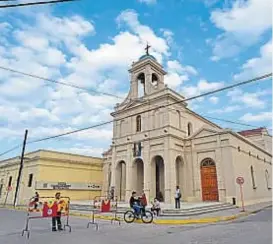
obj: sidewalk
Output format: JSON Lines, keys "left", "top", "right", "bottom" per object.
{"left": 69, "top": 201, "right": 272, "bottom": 225}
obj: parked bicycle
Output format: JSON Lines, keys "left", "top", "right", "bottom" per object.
{"left": 124, "top": 209, "right": 153, "bottom": 224}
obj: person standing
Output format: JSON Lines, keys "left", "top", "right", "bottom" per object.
{"left": 33, "top": 192, "right": 39, "bottom": 209}
{"left": 140, "top": 190, "right": 147, "bottom": 215}
{"left": 52, "top": 192, "right": 63, "bottom": 232}
{"left": 174, "top": 186, "right": 181, "bottom": 209}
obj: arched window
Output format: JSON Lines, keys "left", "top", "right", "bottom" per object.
{"left": 136, "top": 115, "right": 141, "bottom": 132}
{"left": 187, "top": 122, "right": 193, "bottom": 136}
{"left": 250, "top": 166, "right": 256, "bottom": 189}
{"left": 152, "top": 73, "right": 159, "bottom": 88}
{"left": 177, "top": 110, "right": 181, "bottom": 129}
{"left": 201, "top": 158, "right": 215, "bottom": 167}
{"left": 265, "top": 170, "right": 271, "bottom": 189}
{"left": 137, "top": 73, "right": 145, "bottom": 98}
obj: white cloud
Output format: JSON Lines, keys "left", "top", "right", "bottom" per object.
{"left": 234, "top": 39, "right": 272, "bottom": 80}
{"left": 181, "top": 79, "right": 224, "bottom": 98}
{"left": 240, "top": 112, "right": 272, "bottom": 122}
{"left": 209, "top": 96, "right": 219, "bottom": 104}
{"left": 137, "top": 0, "right": 157, "bottom": 5}
{"left": 164, "top": 60, "right": 198, "bottom": 88}
{"left": 0, "top": 8, "right": 201, "bottom": 159}
{"left": 227, "top": 89, "right": 270, "bottom": 108}
{"left": 116, "top": 9, "right": 169, "bottom": 61}
{"left": 209, "top": 105, "right": 242, "bottom": 114}
{"left": 209, "top": 0, "right": 272, "bottom": 59}
{"left": 45, "top": 146, "right": 105, "bottom": 157}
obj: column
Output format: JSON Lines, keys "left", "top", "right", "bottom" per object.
{"left": 110, "top": 147, "right": 116, "bottom": 190}
{"left": 163, "top": 137, "right": 172, "bottom": 204}
{"left": 215, "top": 136, "right": 225, "bottom": 202}
{"left": 143, "top": 141, "right": 151, "bottom": 202}
{"left": 125, "top": 144, "right": 133, "bottom": 201}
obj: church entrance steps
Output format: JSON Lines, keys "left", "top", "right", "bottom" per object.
{"left": 161, "top": 203, "right": 236, "bottom": 216}
{"left": 69, "top": 202, "right": 237, "bottom": 217}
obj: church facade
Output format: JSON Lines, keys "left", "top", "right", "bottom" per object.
{"left": 102, "top": 52, "right": 272, "bottom": 206}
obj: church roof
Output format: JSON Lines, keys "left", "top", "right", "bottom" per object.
{"left": 238, "top": 127, "right": 267, "bottom": 137}
{"left": 139, "top": 54, "right": 157, "bottom": 61}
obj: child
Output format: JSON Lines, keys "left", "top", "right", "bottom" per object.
{"left": 151, "top": 198, "right": 161, "bottom": 216}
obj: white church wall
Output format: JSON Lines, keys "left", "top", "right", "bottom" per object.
{"left": 229, "top": 135, "right": 272, "bottom": 206}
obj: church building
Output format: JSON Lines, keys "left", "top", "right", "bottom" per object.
{"left": 102, "top": 48, "right": 272, "bottom": 206}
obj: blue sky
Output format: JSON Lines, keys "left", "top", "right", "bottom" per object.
{"left": 0, "top": 0, "right": 272, "bottom": 159}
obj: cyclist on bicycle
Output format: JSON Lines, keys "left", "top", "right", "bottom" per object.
{"left": 129, "top": 191, "right": 142, "bottom": 218}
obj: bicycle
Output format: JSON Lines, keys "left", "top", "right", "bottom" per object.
{"left": 124, "top": 208, "right": 153, "bottom": 224}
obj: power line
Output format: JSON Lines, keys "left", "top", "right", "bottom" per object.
{"left": 0, "top": 0, "right": 76, "bottom": 8}
{"left": 115, "top": 73, "right": 272, "bottom": 121}
{"left": 0, "top": 144, "right": 22, "bottom": 157}
{"left": 0, "top": 66, "right": 124, "bottom": 100}
{"left": 0, "top": 72, "right": 271, "bottom": 159}
{"left": 203, "top": 116, "right": 272, "bottom": 131}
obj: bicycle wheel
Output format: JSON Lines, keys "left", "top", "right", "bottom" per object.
{"left": 124, "top": 210, "right": 136, "bottom": 223}
{"left": 141, "top": 210, "right": 153, "bottom": 224}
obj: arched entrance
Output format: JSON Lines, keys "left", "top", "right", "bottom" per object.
{"left": 151, "top": 156, "right": 165, "bottom": 202}
{"left": 132, "top": 158, "right": 144, "bottom": 195}
{"left": 200, "top": 158, "right": 219, "bottom": 201}
{"left": 115, "top": 161, "right": 126, "bottom": 201}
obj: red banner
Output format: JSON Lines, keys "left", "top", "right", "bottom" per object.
{"left": 101, "top": 199, "right": 111, "bottom": 212}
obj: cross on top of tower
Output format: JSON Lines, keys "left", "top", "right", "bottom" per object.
{"left": 145, "top": 43, "right": 151, "bottom": 55}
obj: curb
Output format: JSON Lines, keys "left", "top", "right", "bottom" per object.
{"left": 69, "top": 211, "right": 250, "bottom": 225}
{"left": 1, "top": 204, "right": 271, "bottom": 225}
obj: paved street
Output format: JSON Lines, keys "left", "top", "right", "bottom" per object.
{"left": 0, "top": 207, "right": 271, "bottom": 244}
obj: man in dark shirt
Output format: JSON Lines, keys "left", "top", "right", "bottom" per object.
{"left": 129, "top": 191, "right": 141, "bottom": 217}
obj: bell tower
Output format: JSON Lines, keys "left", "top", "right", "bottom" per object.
{"left": 126, "top": 44, "right": 167, "bottom": 100}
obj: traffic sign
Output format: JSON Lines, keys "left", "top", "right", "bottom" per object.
{"left": 236, "top": 176, "right": 245, "bottom": 212}
{"left": 236, "top": 176, "right": 244, "bottom": 185}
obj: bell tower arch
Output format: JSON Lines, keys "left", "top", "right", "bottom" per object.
{"left": 126, "top": 44, "right": 167, "bottom": 100}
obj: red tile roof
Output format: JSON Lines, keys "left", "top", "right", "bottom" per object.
{"left": 238, "top": 127, "right": 266, "bottom": 137}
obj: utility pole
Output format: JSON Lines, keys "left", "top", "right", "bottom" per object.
{"left": 13, "top": 129, "right": 28, "bottom": 207}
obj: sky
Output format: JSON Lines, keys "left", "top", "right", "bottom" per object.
{"left": 0, "top": 0, "right": 272, "bottom": 159}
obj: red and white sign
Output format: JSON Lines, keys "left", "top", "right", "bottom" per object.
{"left": 236, "top": 177, "right": 244, "bottom": 185}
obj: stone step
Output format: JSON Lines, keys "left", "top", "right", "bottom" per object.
{"left": 161, "top": 205, "right": 236, "bottom": 216}
{"left": 69, "top": 203, "right": 237, "bottom": 217}
{"left": 162, "top": 203, "right": 234, "bottom": 213}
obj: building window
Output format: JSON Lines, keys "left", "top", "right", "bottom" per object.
{"left": 249, "top": 151, "right": 251, "bottom": 156}
{"left": 28, "top": 174, "right": 33, "bottom": 187}
{"left": 187, "top": 122, "right": 193, "bottom": 136}
{"left": 265, "top": 170, "right": 271, "bottom": 189}
{"left": 177, "top": 110, "right": 181, "bottom": 129}
{"left": 238, "top": 147, "right": 241, "bottom": 152}
{"left": 136, "top": 115, "right": 141, "bottom": 132}
{"left": 250, "top": 166, "right": 256, "bottom": 189}
{"left": 8, "top": 176, "right": 12, "bottom": 187}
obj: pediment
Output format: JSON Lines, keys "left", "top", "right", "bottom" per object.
{"left": 189, "top": 126, "right": 222, "bottom": 139}
{"left": 117, "top": 98, "right": 144, "bottom": 111}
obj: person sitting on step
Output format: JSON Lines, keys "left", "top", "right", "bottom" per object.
{"left": 151, "top": 198, "right": 161, "bottom": 216}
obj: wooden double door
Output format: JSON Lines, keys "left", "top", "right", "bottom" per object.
{"left": 200, "top": 159, "right": 219, "bottom": 201}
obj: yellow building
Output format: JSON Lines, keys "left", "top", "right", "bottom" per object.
{"left": 0, "top": 150, "right": 103, "bottom": 205}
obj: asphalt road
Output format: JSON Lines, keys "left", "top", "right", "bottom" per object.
{"left": 0, "top": 207, "right": 271, "bottom": 244}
